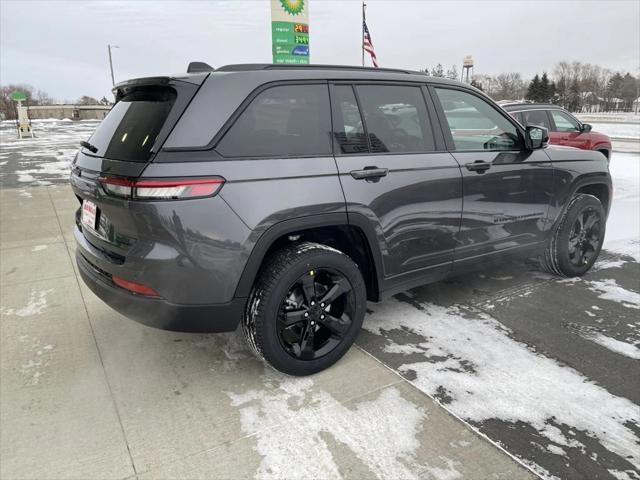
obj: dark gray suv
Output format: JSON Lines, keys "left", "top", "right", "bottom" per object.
{"left": 72, "top": 64, "right": 611, "bottom": 375}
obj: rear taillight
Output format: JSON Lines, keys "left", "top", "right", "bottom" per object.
{"left": 112, "top": 275, "right": 160, "bottom": 297}
{"left": 99, "top": 176, "right": 224, "bottom": 200}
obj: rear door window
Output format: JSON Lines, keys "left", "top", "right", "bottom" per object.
{"left": 355, "top": 85, "right": 435, "bottom": 153}
{"left": 87, "top": 86, "right": 177, "bottom": 162}
{"left": 216, "top": 84, "right": 332, "bottom": 158}
{"left": 521, "top": 110, "right": 552, "bottom": 130}
{"left": 435, "top": 88, "right": 522, "bottom": 151}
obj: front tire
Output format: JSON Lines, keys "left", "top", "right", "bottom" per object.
{"left": 242, "top": 242, "right": 367, "bottom": 376}
{"left": 541, "top": 193, "right": 606, "bottom": 277}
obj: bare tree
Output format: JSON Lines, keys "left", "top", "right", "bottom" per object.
{"left": 493, "top": 73, "right": 525, "bottom": 101}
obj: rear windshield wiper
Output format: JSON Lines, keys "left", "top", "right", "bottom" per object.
{"left": 80, "top": 140, "right": 98, "bottom": 153}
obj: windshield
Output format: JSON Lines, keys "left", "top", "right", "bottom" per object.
{"left": 86, "top": 86, "right": 177, "bottom": 162}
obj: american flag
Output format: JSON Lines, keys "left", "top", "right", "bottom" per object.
{"left": 363, "top": 18, "right": 378, "bottom": 67}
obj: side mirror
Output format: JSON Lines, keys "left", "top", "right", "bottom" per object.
{"left": 525, "top": 125, "right": 549, "bottom": 150}
{"left": 581, "top": 123, "right": 592, "bottom": 133}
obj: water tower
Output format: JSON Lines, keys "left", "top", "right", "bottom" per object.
{"left": 461, "top": 55, "right": 474, "bottom": 83}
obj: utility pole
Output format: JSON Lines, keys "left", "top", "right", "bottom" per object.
{"left": 108, "top": 44, "right": 119, "bottom": 86}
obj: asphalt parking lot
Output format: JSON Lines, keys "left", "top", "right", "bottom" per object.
{"left": 1, "top": 121, "right": 639, "bottom": 480}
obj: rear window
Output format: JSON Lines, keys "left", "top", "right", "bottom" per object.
{"left": 87, "top": 86, "right": 177, "bottom": 162}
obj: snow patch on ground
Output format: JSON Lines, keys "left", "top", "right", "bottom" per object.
{"left": 586, "top": 279, "right": 640, "bottom": 310}
{"left": 568, "top": 322, "right": 640, "bottom": 360}
{"left": 583, "top": 333, "right": 640, "bottom": 360}
{"left": 0, "top": 289, "right": 53, "bottom": 317}
{"left": 17, "top": 335, "right": 55, "bottom": 385}
{"left": 363, "top": 297, "right": 640, "bottom": 477}
{"left": 226, "top": 371, "right": 434, "bottom": 479}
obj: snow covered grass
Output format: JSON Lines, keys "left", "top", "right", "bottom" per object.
{"left": 604, "top": 152, "right": 640, "bottom": 262}
{"left": 576, "top": 113, "right": 640, "bottom": 124}
{"left": 590, "top": 123, "right": 640, "bottom": 140}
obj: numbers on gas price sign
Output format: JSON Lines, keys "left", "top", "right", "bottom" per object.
{"left": 295, "top": 35, "right": 309, "bottom": 45}
{"left": 294, "top": 23, "right": 309, "bottom": 33}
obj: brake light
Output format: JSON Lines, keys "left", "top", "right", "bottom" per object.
{"left": 112, "top": 275, "right": 160, "bottom": 297}
{"left": 99, "top": 177, "right": 224, "bottom": 200}
{"left": 100, "top": 177, "right": 134, "bottom": 197}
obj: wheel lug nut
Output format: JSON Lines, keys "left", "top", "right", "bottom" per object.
{"left": 320, "top": 303, "right": 325, "bottom": 307}
{"left": 311, "top": 301, "right": 315, "bottom": 306}
{"left": 310, "top": 321, "right": 315, "bottom": 325}
{"left": 320, "top": 314, "right": 325, "bottom": 319}
{"left": 304, "top": 312, "right": 309, "bottom": 317}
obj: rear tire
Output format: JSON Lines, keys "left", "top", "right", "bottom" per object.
{"left": 242, "top": 242, "right": 366, "bottom": 376}
{"left": 540, "top": 194, "right": 606, "bottom": 277}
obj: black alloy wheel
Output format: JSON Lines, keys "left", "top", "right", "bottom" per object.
{"left": 568, "top": 206, "right": 602, "bottom": 267}
{"left": 242, "top": 242, "right": 366, "bottom": 376}
{"left": 279, "top": 268, "right": 355, "bottom": 360}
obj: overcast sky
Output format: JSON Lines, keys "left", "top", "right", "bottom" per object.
{"left": 1, "top": 0, "right": 638, "bottom": 101}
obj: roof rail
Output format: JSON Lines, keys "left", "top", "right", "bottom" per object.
{"left": 216, "top": 63, "right": 423, "bottom": 75}
{"left": 187, "top": 61, "right": 215, "bottom": 73}
{"left": 502, "top": 102, "right": 562, "bottom": 109}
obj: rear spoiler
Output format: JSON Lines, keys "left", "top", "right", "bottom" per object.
{"left": 112, "top": 72, "right": 210, "bottom": 99}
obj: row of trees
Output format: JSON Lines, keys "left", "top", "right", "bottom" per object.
{"left": 0, "top": 84, "right": 109, "bottom": 120}
{"left": 471, "top": 61, "right": 638, "bottom": 112}
{"left": 425, "top": 60, "right": 639, "bottom": 112}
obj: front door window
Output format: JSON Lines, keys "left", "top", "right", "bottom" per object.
{"left": 434, "top": 88, "right": 522, "bottom": 151}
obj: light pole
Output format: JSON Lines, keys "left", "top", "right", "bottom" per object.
{"left": 108, "top": 44, "right": 119, "bottom": 86}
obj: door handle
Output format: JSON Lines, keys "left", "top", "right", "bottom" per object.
{"left": 465, "top": 160, "right": 491, "bottom": 173}
{"left": 350, "top": 167, "right": 389, "bottom": 182}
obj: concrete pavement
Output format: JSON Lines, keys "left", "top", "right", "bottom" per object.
{"left": 0, "top": 185, "right": 533, "bottom": 479}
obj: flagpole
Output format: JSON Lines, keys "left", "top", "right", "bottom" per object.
{"left": 362, "top": 2, "right": 365, "bottom": 67}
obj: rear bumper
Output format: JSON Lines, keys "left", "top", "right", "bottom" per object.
{"left": 76, "top": 250, "right": 244, "bottom": 333}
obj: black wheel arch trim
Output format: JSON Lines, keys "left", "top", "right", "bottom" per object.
{"left": 554, "top": 175, "right": 612, "bottom": 228}
{"left": 233, "top": 212, "right": 385, "bottom": 299}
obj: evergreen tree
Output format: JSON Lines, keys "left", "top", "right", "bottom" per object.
{"left": 539, "top": 72, "right": 555, "bottom": 102}
{"left": 526, "top": 74, "right": 541, "bottom": 102}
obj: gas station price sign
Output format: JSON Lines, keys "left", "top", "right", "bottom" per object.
{"left": 271, "top": 0, "right": 310, "bottom": 64}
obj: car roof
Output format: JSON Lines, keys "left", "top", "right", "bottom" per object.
{"left": 502, "top": 103, "right": 564, "bottom": 111}
{"left": 210, "top": 63, "right": 469, "bottom": 86}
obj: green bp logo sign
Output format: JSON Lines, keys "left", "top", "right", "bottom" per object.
{"left": 271, "top": 0, "right": 309, "bottom": 64}
{"left": 280, "top": 0, "right": 305, "bottom": 15}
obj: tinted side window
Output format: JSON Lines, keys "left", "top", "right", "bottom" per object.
{"left": 435, "top": 88, "right": 522, "bottom": 151}
{"left": 550, "top": 110, "right": 580, "bottom": 132}
{"left": 521, "top": 110, "right": 551, "bottom": 130}
{"left": 333, "top": 85, "right": 369, "bottom": 154}
{"left": 356, "top": 85, "right": 435, "bottom": 153}
{"left": 216, "top": 84, "right": 331, "bottom": 158}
